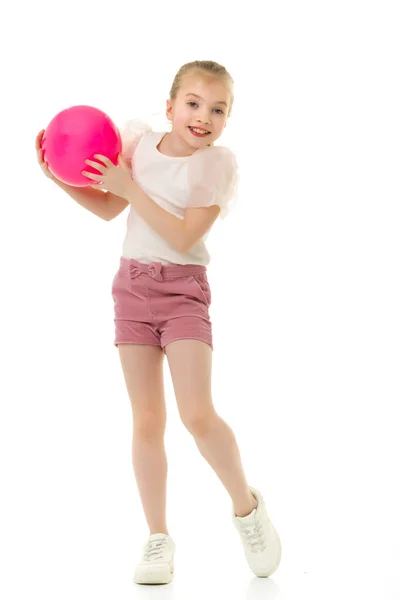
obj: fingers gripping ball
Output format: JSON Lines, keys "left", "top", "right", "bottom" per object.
{"left": 42, "top": 105, "right": 122, "bottom": 187}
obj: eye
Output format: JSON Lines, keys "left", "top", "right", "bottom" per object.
{"left": 187, "top": 102, "right": 224, "bottom": 114}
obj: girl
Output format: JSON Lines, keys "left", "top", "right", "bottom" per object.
{"left": 36, "top": 60, "right": 281, "bottom": 585}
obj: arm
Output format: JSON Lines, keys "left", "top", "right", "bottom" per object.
{"left": 52, "top": 179, "right": 129, "bottom": 221}
{"left": 181, "top": 205, "right": 220, "bottom": 252}
{"left": 123, "top": 180, "right": 220, "bottom": 252}
{"left": 104, "top": 192, "right": 129, "bottom": 221}
{"left": 53, "top": 179, "right": 110, "bottom": 220}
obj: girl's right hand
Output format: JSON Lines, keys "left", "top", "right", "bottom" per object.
{"left": 36, "top": 130, "right": 58, "bottom": 182}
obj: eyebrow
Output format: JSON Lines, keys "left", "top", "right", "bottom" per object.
{"left": 185, "top": 93, "right": 228, "bottom": 107}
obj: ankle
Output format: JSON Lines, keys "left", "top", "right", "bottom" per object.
{"left": 234, "top": 492, "right": 258, "bottom": 517}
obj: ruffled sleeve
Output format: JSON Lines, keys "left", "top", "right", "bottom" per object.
{"left": 186, "top": 146, "right": 239, "bottom": 219}
{"left": 119, "top": 119, "right": 153, "bottom": 168}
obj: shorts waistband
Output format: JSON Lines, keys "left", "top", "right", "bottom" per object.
{"left": 119, "top": 257, "right": 206, "bottom": 281}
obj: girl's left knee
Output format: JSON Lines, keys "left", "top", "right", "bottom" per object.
{"left": 183, "top": 410, "right": 219, "bottom": 436}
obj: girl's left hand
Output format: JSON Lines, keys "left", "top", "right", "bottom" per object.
{"left": 82, "top": 154, "right": 134, "bottom": 198}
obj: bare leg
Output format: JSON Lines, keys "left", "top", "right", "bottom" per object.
{"left": 118, "top": 344, "right": 169, "bottom": 535}
{"left": 192, "top": 414, "right": 258, "bottom": 517}
{"left": 165, "top": 339, "right": 258, "bottom": 518}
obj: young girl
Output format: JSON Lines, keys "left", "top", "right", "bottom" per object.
{"left": 36, "top": 60, "right": 281, "bottom": 585}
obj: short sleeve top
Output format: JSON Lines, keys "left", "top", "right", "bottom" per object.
{"left": 117, "top": 119, "right": 239, "bottom": 265}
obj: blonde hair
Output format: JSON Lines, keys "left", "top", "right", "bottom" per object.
{"left": 168, "top": 60, "right": 234, "bottom": 147}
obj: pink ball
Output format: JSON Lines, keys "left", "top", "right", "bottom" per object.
{"left": 42, "top": 105, "right": 122, "bottom": 187}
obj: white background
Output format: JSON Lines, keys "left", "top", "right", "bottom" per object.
{"left": 1, "top": 1, "right": 399, "bottom": 598}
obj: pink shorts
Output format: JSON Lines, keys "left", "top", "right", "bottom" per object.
{"left": 112, "top": 257, "right": 213, "bottom": 353}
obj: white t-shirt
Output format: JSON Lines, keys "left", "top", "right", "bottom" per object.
{"left": 118, "top": 120, "right": 239, "bottom": 266}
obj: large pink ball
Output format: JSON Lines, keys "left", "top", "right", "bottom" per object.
{"left": 42, "top": 105, "right": 122, "bottom": 187}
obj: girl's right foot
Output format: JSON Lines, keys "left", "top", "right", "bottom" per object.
{"left": 134, "top": 533, "right": 175, "bottom": 585}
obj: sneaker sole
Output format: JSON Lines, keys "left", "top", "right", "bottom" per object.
{"left": 251, "top": 487, "right": 282, "bottom": 577}
{"left": 134, "top": 561, "right": 174, "bottom": 585}
{"left": 265, "top": 522, "right": 282, "bottom": 576}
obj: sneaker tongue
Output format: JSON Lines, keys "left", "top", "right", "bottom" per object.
{"left": 235, "top": 508, "right": 257, "bottom": 524}
{"left": 149, "top": 533, "right": 169, "bottom": 541}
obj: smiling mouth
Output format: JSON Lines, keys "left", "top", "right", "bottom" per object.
{"left": 188, "top": 126, "right": 211, "bottom": 135}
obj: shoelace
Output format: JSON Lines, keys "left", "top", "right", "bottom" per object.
{"left": 241, "top": 519, "right": 266, "bottom": 553}
{"left": 143, "top": 538, "right": 168, "bottom": 562}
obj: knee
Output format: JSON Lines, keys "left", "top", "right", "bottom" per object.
{"left": 134, "top": 411, "right": 166, "bottom": 437}
{"left": 182, "top": 410, "right": 219, "bottom": 437}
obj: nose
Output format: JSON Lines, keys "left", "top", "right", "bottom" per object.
{"left": 196, "top": 110, "right": 211, "bottom": 125}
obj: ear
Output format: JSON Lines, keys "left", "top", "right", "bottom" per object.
{"left": 166, "top": 99, "right": 173, "bottom": 122}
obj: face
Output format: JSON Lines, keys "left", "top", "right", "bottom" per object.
{"left": 166, "top": 74, "right": 230, "bottom": 150}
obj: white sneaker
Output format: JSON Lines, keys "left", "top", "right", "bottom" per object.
{"left": 133, "top": 533, "right": 175, "bottom": 585}
{"left": 232, "top": 486, "right": 282, "bottom": 577}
